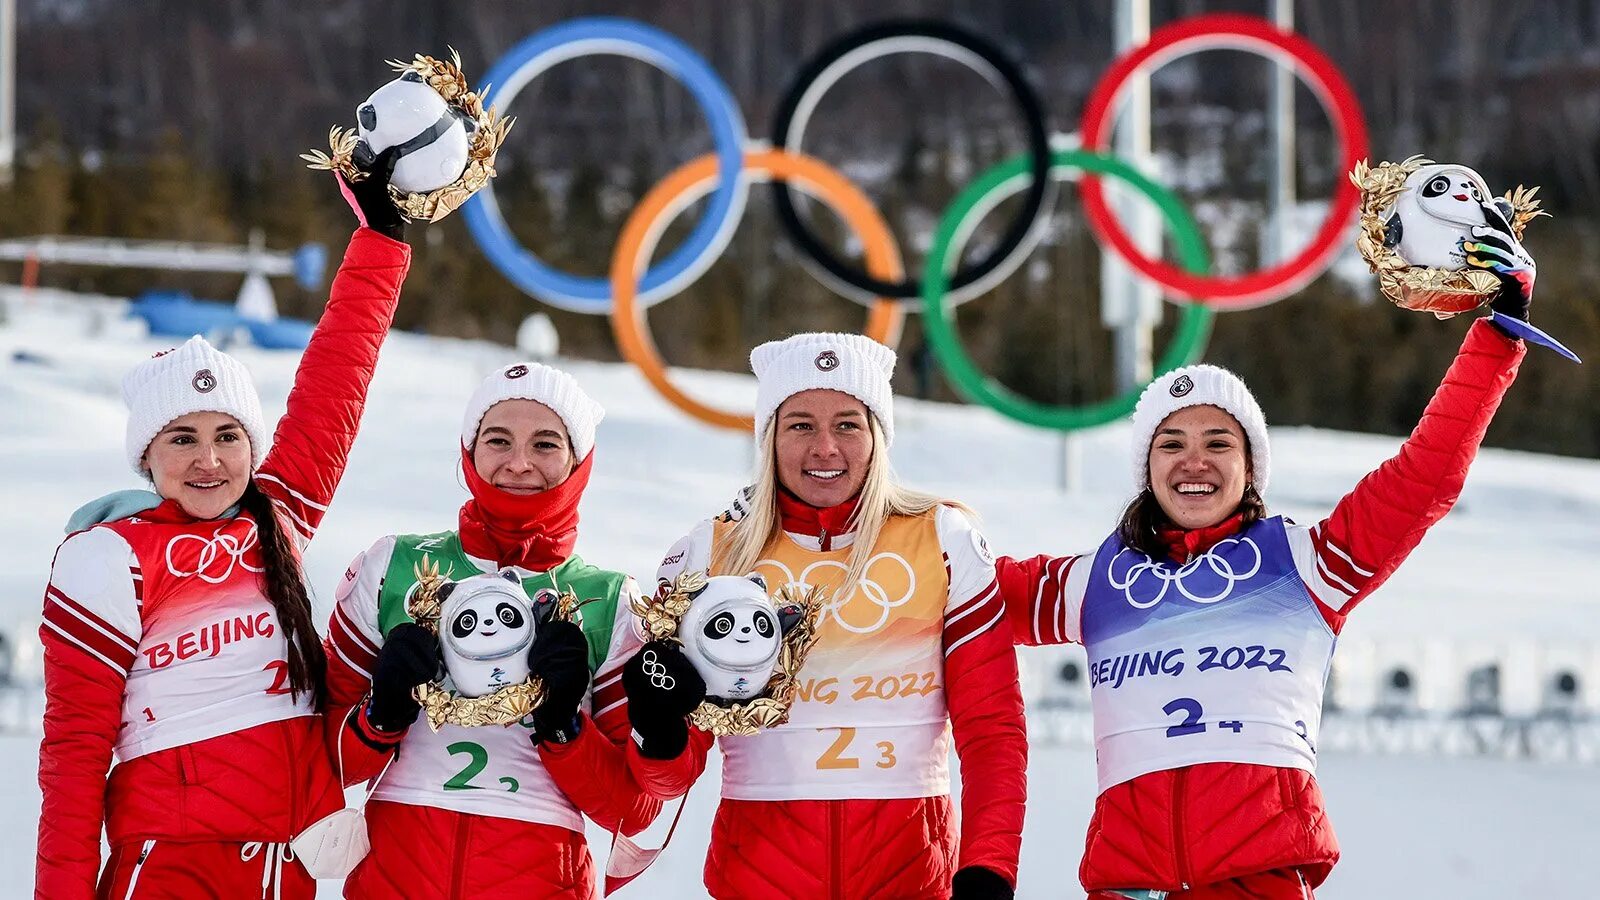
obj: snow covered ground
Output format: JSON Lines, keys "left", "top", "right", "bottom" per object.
{"left": 2, "top": 286, "right": 1597, "bottom": 896}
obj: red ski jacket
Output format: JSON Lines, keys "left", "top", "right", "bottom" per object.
{"left": 997, "top": 319, "right": 1524, "bottom": 892}
{"left": 36, "top": 227, "right": 410, "bottom": 900}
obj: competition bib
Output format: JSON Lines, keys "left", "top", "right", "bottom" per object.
{"left": 1080, "top": 517, "right": 1336, "bottom": 792}
{"left": 110, "top": 517, "right": 312, "bottom": 761}
{"left": 714, "top": 513, "right": 952, "bottom": 801}
{"left": 371, "top": 531, "right": 625, "bottom": 827}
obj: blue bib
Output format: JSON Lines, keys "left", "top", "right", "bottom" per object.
{"left": 1080, "top": 517, "right": 1335, "bottom": 791}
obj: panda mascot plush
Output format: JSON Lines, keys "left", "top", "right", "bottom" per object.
{"left": 1383, "top": 162, "right": 1524, "bottom": 270}
{"left": 354, "top": 70, "right": 476, "bottom": 195}
{"left": 1379, "top": 161, "right": 1578, "bottom": 362}
{"left": 427, "top": 570, "right": 557, "bottom": 698}
{"left": 677, "top": 574, "right": 804, "bottom": 703}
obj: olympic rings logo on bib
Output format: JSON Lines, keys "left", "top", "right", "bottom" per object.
{"left": 166, "top": 522, "right": 265, "bottom": 584}
{"left": 753, "top": 554, "right": 916, "bottom": 635}
{"left": 463, "top": 15, "right": 1367, "bottom": 432}
{"left": 1107, "top": 536, "right": 1262, "bottom": 609}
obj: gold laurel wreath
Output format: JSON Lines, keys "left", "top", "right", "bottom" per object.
{"left": 405, "top": 557, "right": 580, "bottom": 731}
{"left": 631, "top": 569, "right": 827, "bottom": 737}
{"left": 1351, "top": 155, "right": 1548, "bottom": 318}
{"left": 301, "top": 48, "right": 514, "bottom": 223}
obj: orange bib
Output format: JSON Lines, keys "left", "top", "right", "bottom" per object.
{"left": 712, "top": 512, "right": 953, "bottom": 801}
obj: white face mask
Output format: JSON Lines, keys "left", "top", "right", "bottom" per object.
{"left": 290, "top": 718, "right": 402, "bottom": 879}
{"left": 291, "top": 807, "right": 371, "bottom": 879}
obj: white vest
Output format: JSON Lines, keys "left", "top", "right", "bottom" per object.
{"left": 1080, "top": 517, "right": 1336, "bottom": 791}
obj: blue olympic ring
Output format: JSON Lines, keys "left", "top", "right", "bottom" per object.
{"left": 461, "top": 18, "right": 750, "bottom": 314}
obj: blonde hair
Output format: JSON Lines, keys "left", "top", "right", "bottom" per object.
{"left": 713, "top": 416, "right": 970, "bottom": 596}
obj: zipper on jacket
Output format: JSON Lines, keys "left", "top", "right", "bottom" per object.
{"left": 1171, "top": 769, "right": 1190, "bottom": 890}
{"left": 829, "top": 801, "right": 842, "bottom": 900}
{"left": 123, "top": 839, "right": 156, "bottom": 900}
{"left": 450, "top": 814, "right": 472, "bottom": 900}
{"left": 819, "top": 528, "right": 831, "bottom": 552}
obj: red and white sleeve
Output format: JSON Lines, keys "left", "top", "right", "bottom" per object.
{"left": 540, "top": 577, "right": 665, "bottom": 837}
{"left": 254, "top": 228, "right": 411, "bottom": 549}
{"left": 938, "top": 506, "right": 1027, "bottom": 886}
{"left": 995, "top": 550, "right": 1091, "bottom": 647}
{"left": 37, "top": 528, "right": 142, "bottom": 900}
{"left": 322, "top": 536, "right": 402, "bottom": 784}
{"left": 624, "top": 523, "right": 717, "bottom": 800}
{"left": 1287, "top": 318, "right": 1525, "bottom": 632}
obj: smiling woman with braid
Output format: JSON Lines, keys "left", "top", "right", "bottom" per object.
{"left": 36, "top": 151, "right": 411, "bottom": 899}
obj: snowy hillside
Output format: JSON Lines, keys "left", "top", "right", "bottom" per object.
{"left": 2, "top": 287, "right": 1597, "bottom": 896}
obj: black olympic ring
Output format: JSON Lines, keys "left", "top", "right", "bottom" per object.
{"left": 769, "top": 20, "right": 1054, "bottom": 302}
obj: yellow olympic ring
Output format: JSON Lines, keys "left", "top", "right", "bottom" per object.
{"left": 608, "top": 148, "right": 905, "bottom": 431}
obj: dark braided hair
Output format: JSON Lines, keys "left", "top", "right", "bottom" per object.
{"left": 239, "top": 480, "right": 327, "bottom": 710}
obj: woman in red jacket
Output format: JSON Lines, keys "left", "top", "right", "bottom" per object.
{"left": 624, "top": 332, "right": 1027, "bottom": 900}
{"left": 322, "top": 362, "right": 664, "bottom": 899}
{"left": 995, "top": 223, "right": 1536, "bottom": 898}
{"left": 36, "top": 155, "right": 411, "bottom": 899}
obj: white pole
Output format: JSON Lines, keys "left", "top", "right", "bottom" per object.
{"left": 1105, "top": 0, "right": 1157, "bottom": 392}
{"left": 1058, "top": 430, "right": 1082, "bottom": 494}
{"left": 0, "top": 0, "right": 14, "bottom": 188}
{"left": 1264, "top": 0, "right": 1296, "bottom": 264}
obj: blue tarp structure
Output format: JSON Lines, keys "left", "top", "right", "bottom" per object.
{"left": 128, "top": 291, "right": 313, "bottom": 350}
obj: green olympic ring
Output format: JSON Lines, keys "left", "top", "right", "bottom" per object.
{"left": 921, "top": 149, "right": 1215, "bottom": 431}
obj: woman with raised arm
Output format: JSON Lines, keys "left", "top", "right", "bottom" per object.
{"left": 623, "top": 333, "right": 1028, "bottom": 900}
{"left": 322, "top": 362, "right": 663, "bottom": 900}
{"left": 37, "top": 153, "right": 411, "bottom": 899}
{"left": 994, "top": 222, "right": 1535, "bottom": 899}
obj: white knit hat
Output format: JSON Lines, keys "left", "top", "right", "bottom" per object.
{"left": 122, "top": 336, "right": 269, "bottom": 476}
{"left": 1129, "top": 364, "right": 1270, "bottom": 495}
{"left": 460, "top": 362, "right": 605, "bottom": 461}
{"left": 750, "top": 333, "right": 897, "bottom": 446}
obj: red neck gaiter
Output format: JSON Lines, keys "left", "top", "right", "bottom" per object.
{"left": 458, "top": 448, "right": 592, "bottom": 571}
{"left": 1155, "top": 512, "right": 1247, "bottom": 565}
{"left": 145, "top": 498, "right": 202, "bottom": 524}
{"left": 776, "top": 488, "right": 862, "bottom": 552}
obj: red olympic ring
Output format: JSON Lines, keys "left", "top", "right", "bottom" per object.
{"left": 1079, "top": 13, "right": 1369, "bottom": 309}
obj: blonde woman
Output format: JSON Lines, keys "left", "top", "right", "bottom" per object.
{"left": 622, "top": 333, "right": 1027, "bottom": 900}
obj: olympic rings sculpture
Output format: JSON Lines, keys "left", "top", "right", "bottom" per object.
{"left": 922, "top": 149, "right": 1214, "bottom": 430}
{"left": 462, "top": 14, "right": 1368, "bottom": 432}
{"left": 610, "top": 148, "right": 907, "bottom": 431}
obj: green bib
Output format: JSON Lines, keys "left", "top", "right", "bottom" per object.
{"left": 377, "top": 530, "right": 625, "bottom": 674}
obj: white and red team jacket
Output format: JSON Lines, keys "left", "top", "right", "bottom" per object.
{"left": 634, "top": 502, "right": 1027, "bottom": 898}
{"left": 36, "top": 227, "right": 411, "bottom": 899}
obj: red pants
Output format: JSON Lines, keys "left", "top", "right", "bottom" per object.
{"left": 1089, "top": 868, "right": 1314, "bottom": 900}
{"left": 97, "top": 839, "right": 314, "bottom": 900}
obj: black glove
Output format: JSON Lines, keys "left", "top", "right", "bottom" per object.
{"left": 951, "top": 867, "right": 1014, "bottom": 900}
{"left": 622, "top": 641, "right": 706, "bottom": 760}
{"left": 1462, "top": 220, "right": 1535, "bottom": 323}
{"left": 367, "top": 622, "right": 440, "bottom": 733}
{"left": 340, "top": 145, "right": 407, "bottom": 241}
{"left": 528, "top": 620, "right": 592, "bottom": 745}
